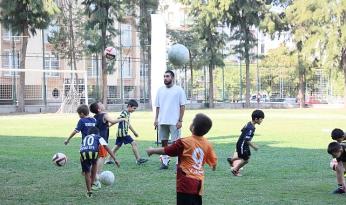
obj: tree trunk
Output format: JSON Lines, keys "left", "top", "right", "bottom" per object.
{"left": 342, "top": 48, "right": 346, "bottom": 107}
{"left": 244, "top": 26, "right": 251, "bottom": 108}
{"left": 17, "top": 25, "right": 29, "bottom": 112}
{"left": 208, "top": 62, "right": 214, "bottom": 108}
{"left": 68, "top": 2, "right": 79, "bottom": 95}
{"left": 298, "top": 51, "right": 306, "bottom": 108}
{"left": 101, "top": 11, "right": 108, "bottom": 108}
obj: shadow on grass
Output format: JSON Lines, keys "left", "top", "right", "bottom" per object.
{"left": 0, "top": 135, "right": 339, "bottom": 205}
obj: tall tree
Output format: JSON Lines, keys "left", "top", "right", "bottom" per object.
{"left": 168, "top": 28, "right": 208, "bottom": 99}
{"left": 179, "top": 0, "right": 227, "bottom": 108}
{"left": 222, "top": 0, "right": 286, "bottom": 107}
{"left": 82, "top": 0, "right": 136, "bottom": 107}
{"left": 286, "top": 0, "right": 335, "bottom": 107}
{"left": 0, "top": 0, "right": 59, "bottom": 112}
{"left": 49, "top": 0, "right": 85, "bottom": 72}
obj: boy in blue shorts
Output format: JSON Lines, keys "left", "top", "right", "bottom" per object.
{"left": 89, "top": 101, "right": 126, "bottom": 189}
{"left": 105, "top": 99, "right": 148, "bottom": 165}
{"left": 80, "top": 127, "right": 119, "bottom": 198}
{"left": 227, "top": 109, "right": 265, "bottom": 176}
{"left": 64, "top": 104, "right": 96, "bottom": 145}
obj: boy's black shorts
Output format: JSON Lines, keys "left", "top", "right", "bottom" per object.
{"left": 80, "top": 151, "right": 98, "bottom": 173}
{"left": 236, "top": 143, "right": 251, "bottom": 161}
{"left": 177, "top": 192, "right": 202, "bottom": 205}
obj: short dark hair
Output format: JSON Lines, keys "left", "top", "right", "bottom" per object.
{"left": 252, "top": 109, "right": 265, "bottom": 120}
{"left": 77, "top": 104, "right": 89, "bottom": 116}
{"left": 192, "top": 113, "right": 212, "bottom": 136}
{"left": 127, "top": 99, "right": 138, "bottom": 107}
{"left": 327, "top": 142, "right": 341, "bottom": 155}
{"left": 165, "top": 70, "right": 175, "bottom": 78}
{"left": 88, "top": 127, "right": 99, "bottom": 135}
{"left": 331, "top": 128, "right": 344, "bottom": 140}
{"left": 89, "top": 102, "right": 100, "bottom": 114}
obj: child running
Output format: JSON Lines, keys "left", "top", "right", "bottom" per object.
{"left": 105, "top": 99, "right": 148, "bottom": 165}
{"left": 227, "top": 109, "right": 265, "bottom": 176}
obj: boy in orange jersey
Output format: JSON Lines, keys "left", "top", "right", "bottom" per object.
{"left": 146, "top": 113, "right": 217, "bottom": 205}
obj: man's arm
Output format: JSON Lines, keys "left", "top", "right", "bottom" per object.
{"left": 176, "top": 105, "right": 185, "bottom": 129}
{"left": 154, "top": 107, "right": 160, "bottom": 128}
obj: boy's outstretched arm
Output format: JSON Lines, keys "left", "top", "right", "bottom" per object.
{"left": 129, "top": 125, "right": 138, "bottom": 137}
{"left": 64, "top": 130, "right": 78, "bottom": 145}
{"left": 104, "top": 113, "right": 126, "bottom": 124}
{"left": 247, "top": 141, "right": 258, "bottom": 151}
{"left": 146, "top": 147, "right": 165, "bottom": 156}
{"left": 104, "top": 145, "right": 120, "bottom": 168}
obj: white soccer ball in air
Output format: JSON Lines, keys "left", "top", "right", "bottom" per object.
{"left": 168, "top": 44, "right": 189, "bottom": 66}
{"left": 52, "top": 152, "right": 67, "bottom": 167}
{"left": 104, "top": 46, "right": 116, "bottom": 60}
{"left": 100, "top": 171, "right": 115, "bottom": 186}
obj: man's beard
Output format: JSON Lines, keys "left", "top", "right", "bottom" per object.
{"left": 164, "top": 80, "right": 172, "bottom": 85}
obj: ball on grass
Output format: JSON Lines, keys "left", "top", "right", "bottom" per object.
{"left": 100, "top": 171, "right": 115, "bottom": 186}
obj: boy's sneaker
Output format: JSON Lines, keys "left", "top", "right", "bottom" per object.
{"left": 105, "top": 160, "right": 114, "bottom": 165}
{"left": 332, "top": 188, "right": 346, "bottom": 194}
{"left": 227, "top": 157, "right": 233, "bottom": 167}
{"left": 159, "top": 163, "right": 169, "bottom": 170}
{"left": 231, "top": 168, "right": 242, "bottom": 177}
{"left": 85, "top": 192, "right": 93, "bottom": 198}
{"left": 91, "top": 181, "right": 101, "bottom": 191}
{"left": 137, "top": 158, "right": 148, "bottom": 165}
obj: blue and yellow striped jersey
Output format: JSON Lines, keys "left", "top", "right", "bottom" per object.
{"left": 117, "top": 110, "right": 130, "bottom": 137}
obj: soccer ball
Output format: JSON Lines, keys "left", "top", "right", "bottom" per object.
{"left": 52, "top": 153, "right": 67, "bottom": 167}
{"left": 104, "top": 46, "right": 116, "bottom": 60}
{"left": 330, "top": 158, "right": 337, "bottom": 171}
{"left": 168, "top": 44, "right": 189, "bottom": 66}
{"left": 100, "top": 171, "right": 115, "bottom": 186}
{"left": 160, "top": 155, "right": 170, "bottom": 166}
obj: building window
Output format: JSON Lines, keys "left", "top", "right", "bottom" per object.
{"left": 124, "top": 86, "right": 135, "bottom": 98}
{"left": 2, "top": 27, "right": 20, "bottom": 41}
{"left": 87, "top": 57, "right": 98, "bottom": 77}
{"left": 44, "top": 25, "right": 58, "bottom": 43}
{"left": 108, "top": 86, "right": 118, "bottom": 98}
{"left": 121, "top": 24, "right": 132, "bottom": 47}
{"left": 2, "top": 50, "right": 19, "bottom": 76}
{"left": 45, "top": 53, "right": 59, "bottom": 77}
{"left": 121, "top": 57, "right": 131, "bottom": 78}
{"left": 52, "top": 88, "right": 60, "bottom": 98}
{"left": 0, "top": 85, "right": 12, "bottom": 100}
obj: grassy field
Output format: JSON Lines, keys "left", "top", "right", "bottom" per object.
{"left": 1, "top": 108, "right": 346, "bottom": 204}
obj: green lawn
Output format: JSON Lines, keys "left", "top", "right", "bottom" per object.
{"left": 0, "top": 108, "right": 345, "bottom": 204}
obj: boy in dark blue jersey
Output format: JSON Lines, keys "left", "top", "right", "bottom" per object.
{"left": 89, "top": 101, "right": 126, "bottom": 189}
{"left": 327, "top": 142, "right": 346, "bottom": 194}
{"left": 227, "top": 109, "right": 265, "bottom": 176}
{"left": 64, "top": 104, "right": 96, "bottom": 145}
{"left": 105, "top": 99, "right": 148, "bottom": 165}
{"left": 80, "top": 127, "right": 119, "bottom": 198}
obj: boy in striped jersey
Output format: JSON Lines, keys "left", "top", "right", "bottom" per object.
{"left": 106, "top": 99, "right": 148, "bottom": 165}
